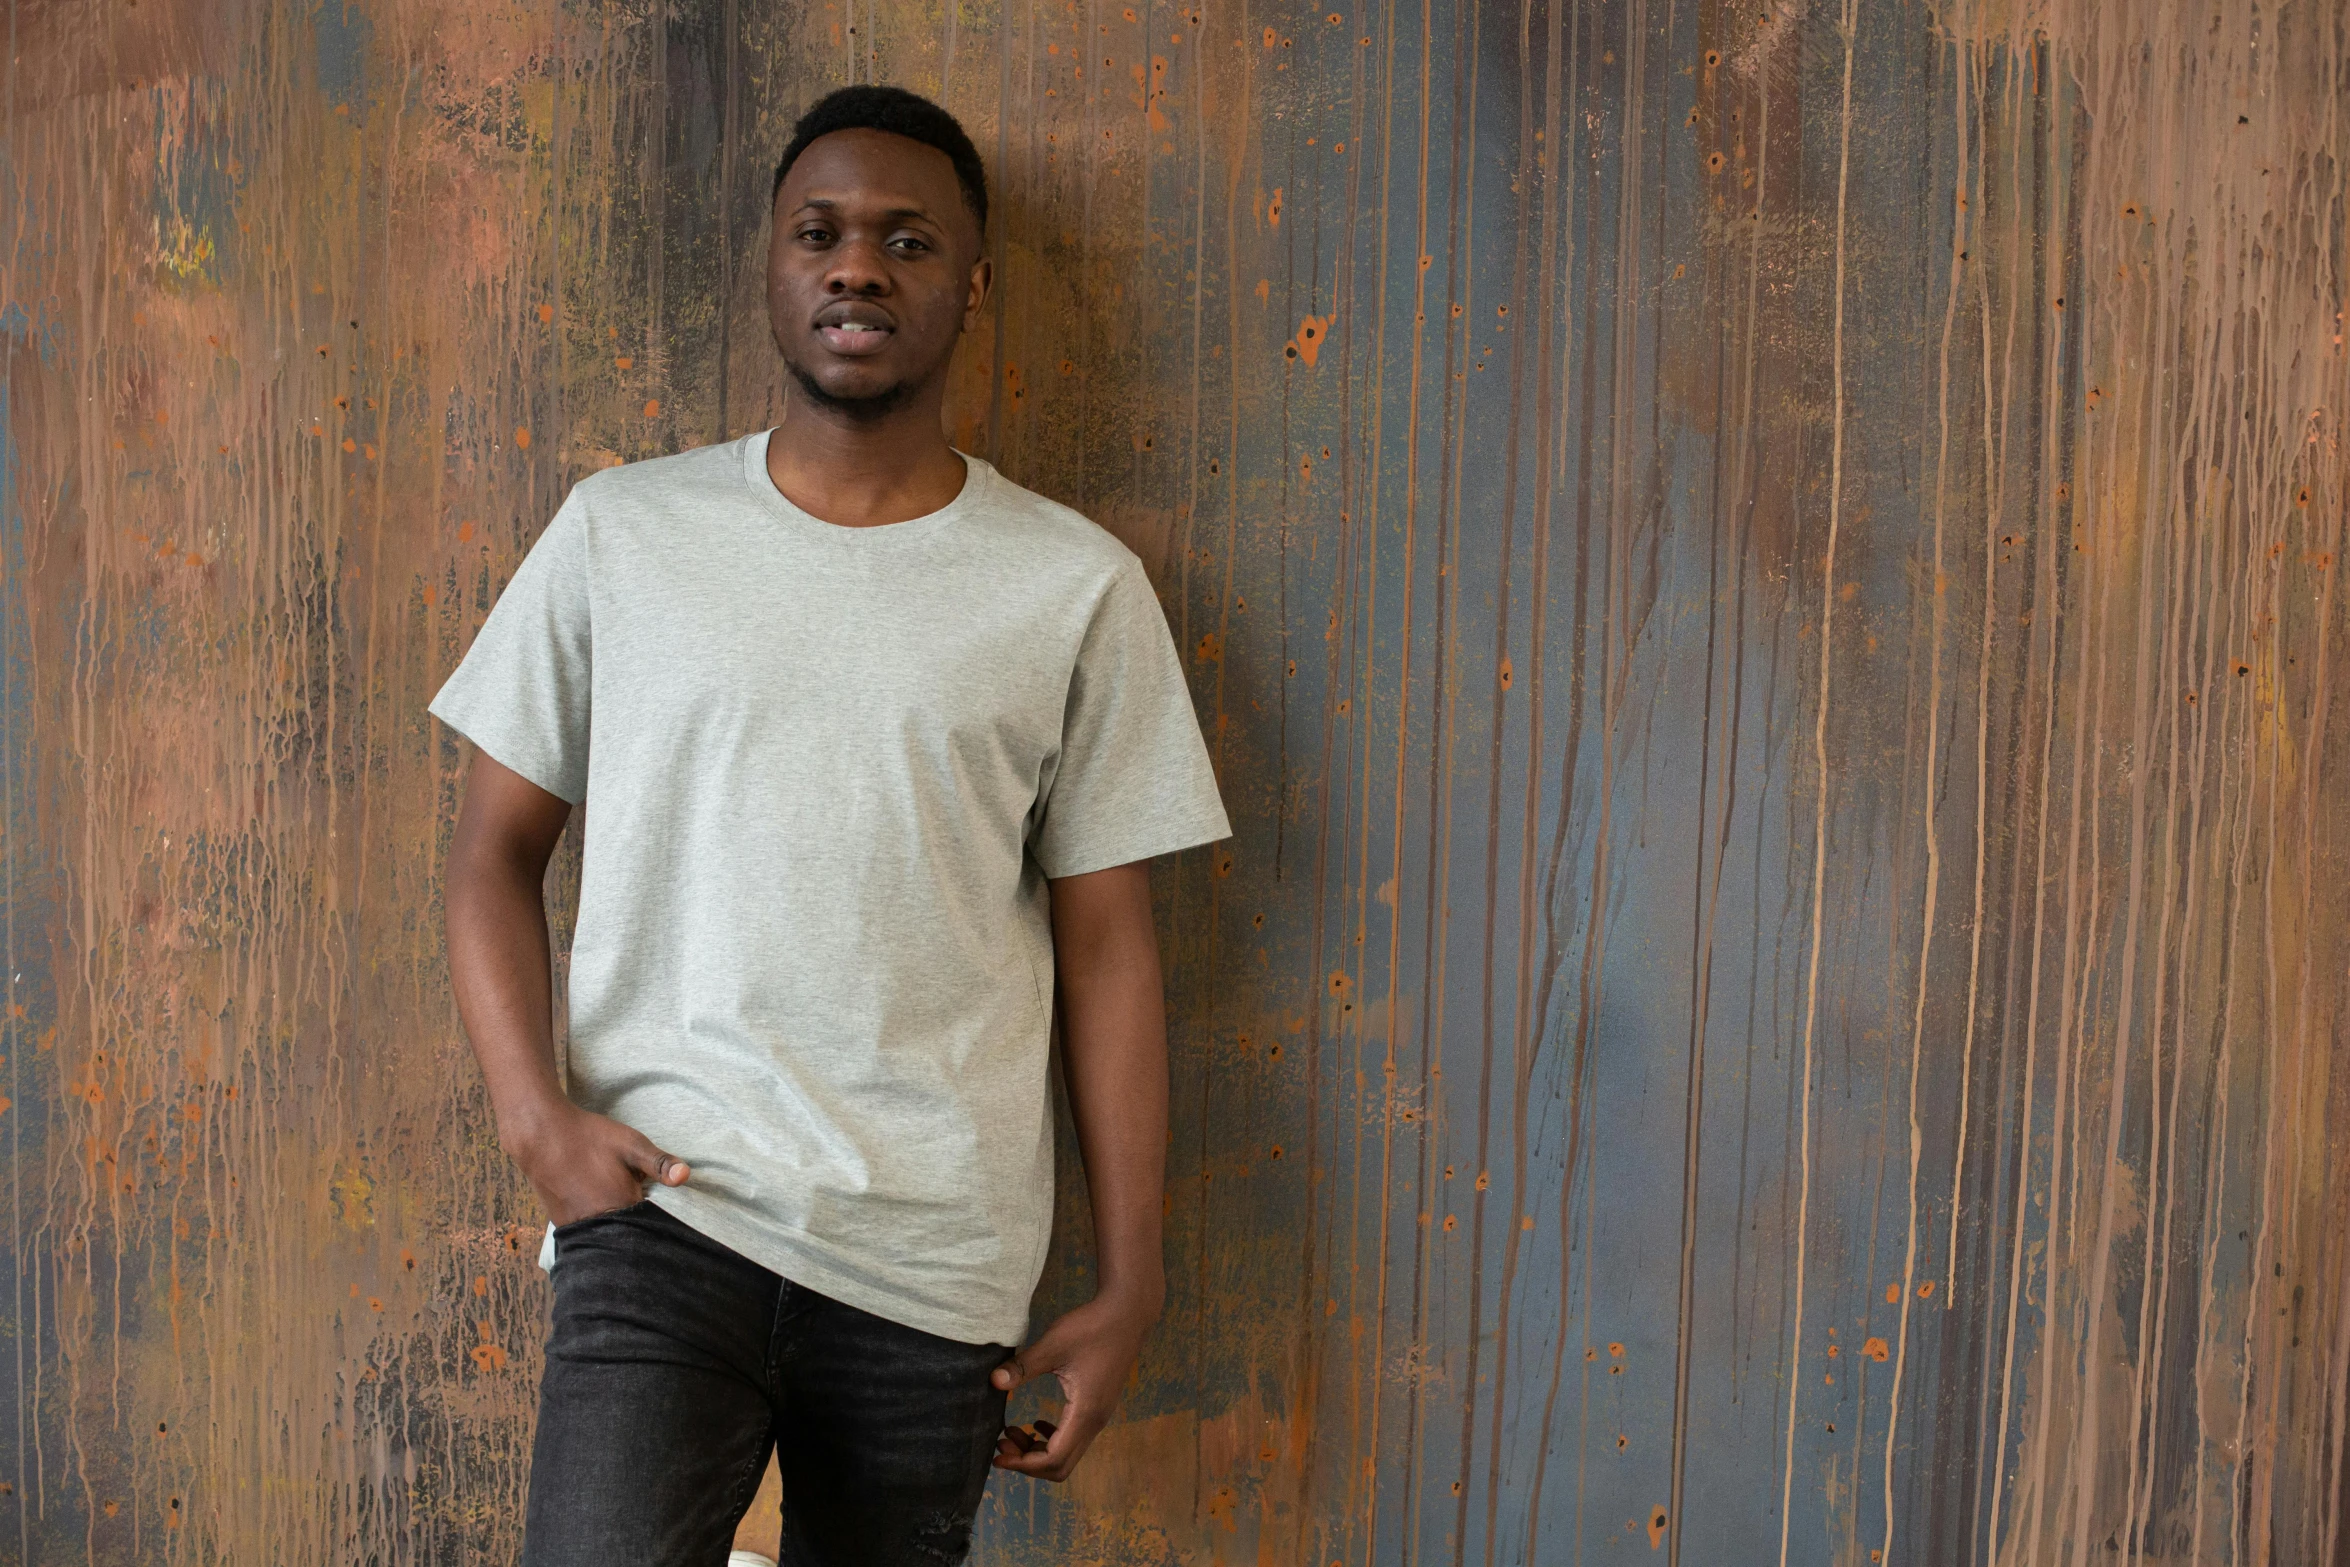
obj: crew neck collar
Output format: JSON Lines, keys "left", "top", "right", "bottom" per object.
{"left": 741, "top": 428, "right": 989, "bottom": 543}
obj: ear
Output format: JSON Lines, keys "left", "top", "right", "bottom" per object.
{"left": 962, "top": 255, "right": 993, "bottom": 333}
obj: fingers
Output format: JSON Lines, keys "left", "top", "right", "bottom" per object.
{"left": 993, "top": 1417, "right": 1059, "bottom": 1468}
{"left": 993, "top": 1417, "right": 1055, "bottom": 1457}
{"left": 992, "top": 1401, "right": 1096, "bottom": 1481}
{"left": 992, "top": 1357, "right": 1103, "bottom": 1483}
{"left": 622, "top": 1130, "right": 690, "bottom": 1186}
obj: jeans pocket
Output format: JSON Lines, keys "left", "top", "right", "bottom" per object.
{"left": 551, "top": 1195, "right": 656, "bottom": 1238}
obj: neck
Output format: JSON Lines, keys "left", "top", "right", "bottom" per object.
{"left": 765, "top": 385, "right": 968, "bottom": 528}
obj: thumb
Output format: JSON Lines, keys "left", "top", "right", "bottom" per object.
{"left": 991, "top": 1325, "right": 1069, "bottom": 1393}
{"left": 624, "top": 1131, "right": 690, "bottom": 1186}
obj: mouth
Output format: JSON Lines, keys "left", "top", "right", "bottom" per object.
{"left": 813, "top": 303, "right": 896, "bottom": 357}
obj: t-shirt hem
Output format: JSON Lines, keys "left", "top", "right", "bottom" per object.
{"left": 645, "top": 1185, "right": 1030, "bottom": 1348}
{"left": 1036, "top": 810, "right": 1233, "bottom": 880}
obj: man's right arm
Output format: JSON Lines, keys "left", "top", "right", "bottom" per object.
{"left": 444, "top": 750, "right": 688, "bottom": 1225}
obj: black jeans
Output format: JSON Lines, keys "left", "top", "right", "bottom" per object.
{"left": 519, "top": 1200, "right": 1011, "bottom": 1567}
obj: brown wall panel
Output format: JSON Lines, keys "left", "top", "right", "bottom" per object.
{"left": 2, "top": 0, "right": 2345, "bottom": 1561}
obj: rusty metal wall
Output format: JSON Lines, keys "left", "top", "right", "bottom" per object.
{"left": 3, "top": 0, "right": 2347, "bottom": 1562}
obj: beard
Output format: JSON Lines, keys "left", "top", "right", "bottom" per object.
{"left": 783, "top": 355, "right": 921, "bottom": 423}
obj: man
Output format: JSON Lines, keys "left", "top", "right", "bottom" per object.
{"left": 432, "top": 84, "right": 1230, "bottom": 1566}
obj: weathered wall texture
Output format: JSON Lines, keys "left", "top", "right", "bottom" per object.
{"left": 2, "top": 0, "right": 2346, "bottom": 1561}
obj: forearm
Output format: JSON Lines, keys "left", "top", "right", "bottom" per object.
{"left": 453, "top": 864, "right": 568, "bottom": 1132}
{"left": 1051, "top": 871, "right": 1171, "bottom": 1312}
{"left": 445, "top": 818, "right": 572, "bottom": 1153}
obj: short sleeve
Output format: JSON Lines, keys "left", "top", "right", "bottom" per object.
{"left": 1030, "top": 554, "right": 1233, "bottom": 879}
{"left": 427, "top": 495, "right": 594, "bottom": 803}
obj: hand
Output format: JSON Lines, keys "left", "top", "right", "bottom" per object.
{"left": 989, "top": 1291, "right": 1159, "bottom": 1482}
{"left": 501, "top": 1100, "right": 689, "bottom": 1226}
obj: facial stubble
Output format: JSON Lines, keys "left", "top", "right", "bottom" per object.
{"left": 782, "top": 356, "right": 923, "bottom": 423}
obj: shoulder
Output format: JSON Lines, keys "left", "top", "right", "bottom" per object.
{"left": 964, "top": 459, "right": 1146, "bottom": 587}
{"left": 561, "top": 436, "right": 753, "bottom": 522}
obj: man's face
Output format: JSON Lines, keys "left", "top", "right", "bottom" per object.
{"left": 767, "top": 128, "right": 989, "bottom": 421}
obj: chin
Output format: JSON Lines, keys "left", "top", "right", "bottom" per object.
{"left": 785, "top": 359, "right": 916, "bottom": 422}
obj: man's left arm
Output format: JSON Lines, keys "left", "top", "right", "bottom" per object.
{"left": 990, "top": 858, "right": 1169, "bottom": 1482}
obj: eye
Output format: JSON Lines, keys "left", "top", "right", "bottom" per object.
{"left": 889, "top": 234, "right": 931, "bottom": 256}
{"left": 795, "top": 225, "right": 834, "bottom": 245}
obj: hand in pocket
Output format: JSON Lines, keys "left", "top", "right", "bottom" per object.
{"left": 506, "top": 1103, "right": 690, "bottom": 1226}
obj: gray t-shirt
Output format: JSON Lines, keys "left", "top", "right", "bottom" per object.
{"left": 429, "top": 430, "right": 1230, "bottom": 1344}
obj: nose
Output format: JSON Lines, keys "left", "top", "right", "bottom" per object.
{"left": 822, "top": 235, "right": 890, "bottom": 295}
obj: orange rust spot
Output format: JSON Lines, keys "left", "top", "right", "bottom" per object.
{"left": 643, "top": 399, "right": 662, "bottom": 418}
{"left": 1608, "top": 1342, "right": 1625, "bottom": 1358}
{"left": 1862, "top": 1337, "right": 1890, "bottom": 1362}
{"left": 470, "top": 1342, "right": 510, "bottom": 1372}
{"left": 1647, "top": 1507, "right": 1668, "bottom": 1549}
{"left": 513, "top": 426, "right": 531, "bottom": 450}
{"left": 1291, "top": 313, "right": 1332, "bottom": 366}
{"left": 537, "top": 303, "right": 554, "bottom": 324}
{"left": 615, "top": 355, "right": 633, "bottom": 370}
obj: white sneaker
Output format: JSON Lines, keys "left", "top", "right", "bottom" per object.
{"left": 727, "top": 1554, "right": 777, "bottom": 1567}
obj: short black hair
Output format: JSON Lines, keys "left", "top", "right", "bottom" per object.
{"left": 771, "top": 86, "right": 988, "bottom": 234}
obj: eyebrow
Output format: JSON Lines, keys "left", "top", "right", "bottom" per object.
{"left": 791, "top": 197, "right": 941, "bottom": 224}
